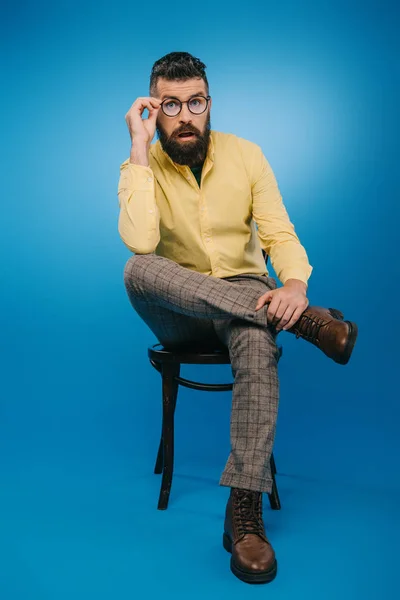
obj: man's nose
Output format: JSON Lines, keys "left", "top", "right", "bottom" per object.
{"left": 179, "top": 102, "right": 193, "bottom": 122}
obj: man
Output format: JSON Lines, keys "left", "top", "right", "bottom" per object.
{"left": 118, "top": 51, "right": 358, "bottom": 584}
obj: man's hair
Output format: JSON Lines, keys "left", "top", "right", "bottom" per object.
{"left": 149, "top": 51, "right": 209, "bottom": 97}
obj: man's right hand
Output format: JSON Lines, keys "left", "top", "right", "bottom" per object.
{"left": 125, "top": 97, "right": 161, "bottom": 165}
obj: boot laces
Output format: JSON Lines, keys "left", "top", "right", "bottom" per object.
{"left": 295, "top": 314, "right": 326, "bottom": 342}
{"left": 233, "top": 489, "right": 265, "bottom": 538}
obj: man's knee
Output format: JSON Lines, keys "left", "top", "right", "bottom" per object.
{"left": 123, "top": 253, "right": 156, "bottom": 288}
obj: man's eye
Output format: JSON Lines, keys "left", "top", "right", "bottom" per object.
{"left": 166, "top": 101, "right": 177, "bottom": 109}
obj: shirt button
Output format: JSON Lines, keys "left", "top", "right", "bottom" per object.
{"left": 149, "top": 209, "right": 154, "bottom": 213}
{"left": 147, "top": 177, "right": 152, "bottom": 182}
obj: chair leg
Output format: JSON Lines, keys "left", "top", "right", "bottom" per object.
{"left": 157, "top": 362, "right": 180, "bottom": 510}
{"left": 154, "top": 437, "right": 163, "bottom": 475}
{"left": 154, "top": 380, "right": 179, "bottom": 475}
{"left": 268, "top": 453, "right": 281, "bottom": 510}
{"left": 268, "top": 475, "right": 281, "bottom": 510}
{"left": 270, "top": 452, "right": 277, "bottom": 476}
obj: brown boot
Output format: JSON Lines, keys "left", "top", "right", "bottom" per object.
{"left": 223, "top": 488, "right": 277, "bottom": 584}
{"left": 286, "top": 306, "right": 358, "bottom": 365}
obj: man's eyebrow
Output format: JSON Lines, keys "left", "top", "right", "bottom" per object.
{"left": 161, "top": 91, "right": 205, "bottom": 101}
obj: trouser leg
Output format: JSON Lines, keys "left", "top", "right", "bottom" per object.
{"left": 123, "top": 253, "right": 277, "bottom": 330}
{"left": 124, "top": 280, "right": 224, "bottom": 350}
{"left": 213, "top": 279, "right": 280, "bottom": 495}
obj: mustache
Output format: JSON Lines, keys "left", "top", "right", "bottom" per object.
{"left": 171, "top": 125, "right": 201, "bottom": 138}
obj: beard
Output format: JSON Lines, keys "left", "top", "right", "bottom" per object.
{"left": 156, "top": 113, "right": 211, "bottom": 167}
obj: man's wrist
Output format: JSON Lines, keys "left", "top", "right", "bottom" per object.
{"left": 129, "top": 141, "right": 150, "bottom": 166}
{"left": 284, "top": 278, "right": 308, "bottom": 293}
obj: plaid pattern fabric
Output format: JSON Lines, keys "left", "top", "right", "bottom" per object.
{"left": 124, "top": 253, "right": 280, "bottom": 493}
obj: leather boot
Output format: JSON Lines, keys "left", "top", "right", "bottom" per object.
{"left": 223, "top": 487, "right": 277, "bottom": 584}
{"left": 286, "top": 306, "right": 358, "bottom": 365}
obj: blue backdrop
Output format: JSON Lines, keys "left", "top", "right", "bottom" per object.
{"left": 1, "top": 1, "right": 398, "bottom": 598}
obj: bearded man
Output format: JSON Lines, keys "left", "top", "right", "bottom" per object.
{"left": 118, "top": 51, "right": 358, "bottom": 584}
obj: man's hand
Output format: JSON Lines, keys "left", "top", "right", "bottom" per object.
{"left": 125, "top": 97, "right": 161, "bottom": 166}
{"left": 255, "top": 279, "right": 309, "bottom": 331}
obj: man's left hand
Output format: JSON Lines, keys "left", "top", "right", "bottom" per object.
{"left": 255, "top": 279, "right": 309, "bottom": 332}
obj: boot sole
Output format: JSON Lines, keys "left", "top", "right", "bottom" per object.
{"left": 223, "top": 532, "right": 277, "bottom": 584}
{"left": 328, "top": 309, "right": 358, "bottom": 365}
{"left": 340, "top": 321, "right": 358, "bottom": 365}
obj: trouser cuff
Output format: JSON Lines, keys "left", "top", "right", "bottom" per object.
{"left": 219, "top": 472, "right": 273, "bottom": 494}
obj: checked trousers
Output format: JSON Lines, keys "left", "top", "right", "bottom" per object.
{"left": 123, "top": 253, "right": 280, "bottom": 493}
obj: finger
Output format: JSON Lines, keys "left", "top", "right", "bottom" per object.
{"left": 275, "top": 304, "right": 296, "bottom": 331}
{"left": 143, "top": 98, "right": 161, "bottom": 113}
{"left": 128, "top": 98, "right": 158, "bottom": 118}
{"left": 144, "top": 106, "right": 161, "bottom": 125}
{"left": 134, "top": 97, "right": 161, "bottom": 108}
{"left": 148, "top": 104, "right": 161, "bottom": 121}
{"left": 283, "top": 306, "right": 305, "bottom": 331}
{"left": 138, "top": 100, "right": 156, "bottom": 116}
{"left": 273, "top": 300, "right": 291, "bottom": 324}
{"left": 149, "top": 97, "right": 162, "bottom": 107}
{"left": 267, "top": 297, "right": 281, "bottom": 325}
{"left": 147, "top": 105, "right": 161, "bottom": 120}
{"left": 127, "top": 98, "right": 149, "bottom": 114}
{"left": 255, "top": 291, "right": 273, "bottom": 311}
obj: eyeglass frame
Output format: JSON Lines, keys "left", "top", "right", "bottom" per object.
{"left": 160, "top": 94, "right": 211, "bottom": 117}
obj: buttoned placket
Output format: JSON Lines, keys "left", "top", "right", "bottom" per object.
{"left": 196, "top": 160, "right": 221, "bottom": 276}
{"left": 157, "top": 138, "right": 220, "bottom": 275}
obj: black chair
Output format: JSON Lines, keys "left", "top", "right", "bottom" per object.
{"left": 148, "top": 342, "right": 282, "bottom": 510}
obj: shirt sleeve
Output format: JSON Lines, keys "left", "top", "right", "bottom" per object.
{"left": 250, "top": 144, "right": 313, "bottom": 285}
{"left": 117, "top": 159, "right": 160, "bottom": 253}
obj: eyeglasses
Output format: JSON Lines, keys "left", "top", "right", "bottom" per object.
{"left": 160, "top": 95, "right": 211, "bottom": 117}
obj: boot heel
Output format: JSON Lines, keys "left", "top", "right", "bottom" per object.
{"left": 341, "top": 321, "right": 358, "bottom": 364}
{"left": 223, "top": 532, "right": 232, "bottom": 553}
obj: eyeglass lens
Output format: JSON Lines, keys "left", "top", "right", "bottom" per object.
{"left": 162, "top": 96, "right": 207, "bottom": 116}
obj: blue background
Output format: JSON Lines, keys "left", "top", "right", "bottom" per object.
{"left": 1, "top": 0, "right": 398, "bottom": 598}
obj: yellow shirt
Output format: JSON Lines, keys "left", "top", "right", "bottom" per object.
{"left": 118, "top": 130, "right": 313, "bottom": 285}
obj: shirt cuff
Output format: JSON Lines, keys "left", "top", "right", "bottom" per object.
{"left": 280, "top": 265, "right": 313, "bottom": 286}
{"left": 120, "top": 160, "right": 155, "bottom": 191}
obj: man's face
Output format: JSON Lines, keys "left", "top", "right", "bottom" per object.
{"left": 155, "top": 77, "right": 212, "bottom": 167}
